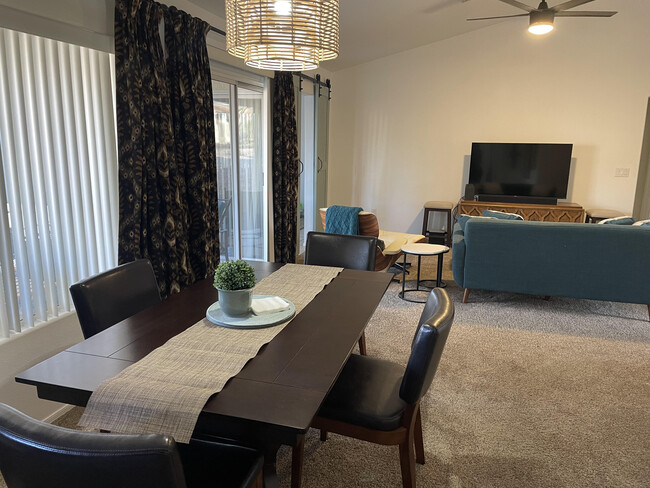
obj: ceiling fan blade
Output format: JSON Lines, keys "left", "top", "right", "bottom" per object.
{"left": 555, "top": 10, "right": 617, "bottom": 17}
{"left": 468, "top": 13, "right": 530, "bottom": 21}
{"left": 550, "top": 0, "right": 594, "bottom": 12}
{"left": 498, "top": 0, "right": 534, "bottom": 12}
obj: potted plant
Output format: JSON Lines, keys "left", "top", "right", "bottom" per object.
{"left": 213, "top": 260, "right": 257, "bottom": 316}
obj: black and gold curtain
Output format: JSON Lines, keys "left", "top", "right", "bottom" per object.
{"left": 114, "top": 0, "right": 218, "bottom": 297}
{"left": 272, "top": 72, "right": 299, "bottom": 263}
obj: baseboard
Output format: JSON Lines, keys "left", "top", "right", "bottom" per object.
{"left": 43, "top": 404, "right": 74, "bottom": 424}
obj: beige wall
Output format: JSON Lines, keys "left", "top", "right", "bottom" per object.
{"left": 0, "top": 314, "right": 83, "bottom": 420}
{"left": 328, "top": 2, "right": 650, "bottom": 233}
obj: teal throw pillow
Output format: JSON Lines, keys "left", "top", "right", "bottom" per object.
{"left": 633, "top": 219, "right": 650, "bottom": 227}
{"left": 456, "top": 214, "right": 496, "bottom": 232}
{"left": 599, "top": 216, "right": 635, "bottom": 225}
{"left": 482, "top": 209, "right": 524, "bottom": 221}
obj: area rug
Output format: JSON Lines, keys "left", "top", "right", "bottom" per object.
{"left": 4, "top": 255, "right": 649, "bottom": 488}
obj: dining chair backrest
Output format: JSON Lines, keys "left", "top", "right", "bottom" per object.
{"left": 70, "top": 259, "right": 161, "bottom": 339}
{"left": 400, "top": 288, "right": 454, "bottom": 405}
{"left": 304, "top": 231, "right": 377, "bottom": 271}
{"left": 0, "top": 403, "right": 187, "bottom": 488}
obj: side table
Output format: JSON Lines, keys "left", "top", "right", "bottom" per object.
{"left": 398, "top": 243, "right": 450, "bottom": 303}
{"left": 422, "top": 201, "right": 453, "bottom": 247}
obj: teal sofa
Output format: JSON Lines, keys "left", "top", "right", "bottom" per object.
{"left": 452, "top": 219, "right": 650, "bottom": 318}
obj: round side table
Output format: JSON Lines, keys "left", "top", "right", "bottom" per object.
{"left": 398, "top": 243, "right": 450, "bottom": 303}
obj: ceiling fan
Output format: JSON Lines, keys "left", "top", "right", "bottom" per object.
{"left": 468, "top": 0, "right": 617, "bottom": 35}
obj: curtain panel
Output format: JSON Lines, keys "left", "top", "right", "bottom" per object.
{"left": 114, "top": 0, "right": 218, "bottom": 297}
{"left": 272, "top": 72, "right": 299, "bottom": 263}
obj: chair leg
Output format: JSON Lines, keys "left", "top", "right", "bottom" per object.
{"left": 358, "top": 332, "right": 367, "bottom": 356}
{"left": 320, "top": 429, "right": 328, "bottom": 441}
{"left": 414, "top": 408, "right": 425, "bottom": 465}
{"left": 291, "top": 435, "right": 305, "bottom": 488}
{"left": 462, "top": 289, "right": 470, "bottom": 303}
{"left": 398, "top": 440, "right": 416, "bottom": 488}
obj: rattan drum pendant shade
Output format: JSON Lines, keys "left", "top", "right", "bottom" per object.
{"left": 225, "top": 0, "right": 339, "bottom": 71}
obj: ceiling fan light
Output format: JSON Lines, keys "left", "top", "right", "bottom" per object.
{"left": 528, "top": 22, "right": 554, "bottom": 35}
{"left": 528, "top": 9, "right": 555, "bottom": 36}
{"left": 226, "top": 0, "right": 340, "bottom": 71}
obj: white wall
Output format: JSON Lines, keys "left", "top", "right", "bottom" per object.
{"left": 0, "top": 314, "right": 83, "bottom": 420}
{"left": 328, "top": 2, "right": 650, "bottom": 233}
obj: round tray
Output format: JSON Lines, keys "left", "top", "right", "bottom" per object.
{"left": 206, "top": 295, "right": 296, "bottom": 329}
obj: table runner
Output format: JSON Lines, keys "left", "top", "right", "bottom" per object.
{"left": 79, "top": 264, "right": 342, "bottom": 443}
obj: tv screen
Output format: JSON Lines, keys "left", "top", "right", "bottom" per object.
{"left": 469, "top": 143, "right": 573, "bottom": 199}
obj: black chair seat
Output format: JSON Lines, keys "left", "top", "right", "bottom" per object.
{"left": 178, "top": 439, "right": 263, "bottom": 488}
{"left": 318, "top": 354, "right": 407, "bottom": 431}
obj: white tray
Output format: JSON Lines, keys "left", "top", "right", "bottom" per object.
{"left": 206, "top": 295, "right": 296, "bottom": 329}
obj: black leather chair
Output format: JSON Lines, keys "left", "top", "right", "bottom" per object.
{"left": 0, "top": 403, "right": 263, "bottom": 488}
{"left": 304, "top": 231, "right": 377, "bottom": 355}
{"left": 304, "top": 231, "right": 377, "bottom": 271}
{"left": 70, "top": 259, "right": 161, "bottom": 339}
{"left": 305, "top": 288, "right": 454, "bottom": 488}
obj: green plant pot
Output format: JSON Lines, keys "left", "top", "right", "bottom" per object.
{"left": 217, "top": 287, "right": 253, "bottom": 317}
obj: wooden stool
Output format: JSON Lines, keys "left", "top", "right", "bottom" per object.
{"left": 422, "top": 201, "right": 453, "bottom": 247}
{"left": 585, "top": 208, "right": 624, "bottom": 223}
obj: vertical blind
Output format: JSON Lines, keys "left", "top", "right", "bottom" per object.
{"left": 0, "top": 28, "right": 117, "bottom": 339}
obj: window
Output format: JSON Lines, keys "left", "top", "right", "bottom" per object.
{"left": 211, "top": 62, "right": 269, "bottom": 262}
{"left": 0, "top": 28, "right": 117, "bottom": 339}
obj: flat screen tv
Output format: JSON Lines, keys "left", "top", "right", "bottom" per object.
{"left": 468, "top": 142, "right": 573, "bottom": 203}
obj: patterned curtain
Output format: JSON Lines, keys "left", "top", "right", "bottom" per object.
{"left": 114, "top": 0, "right": 218, "bottom": 297}
{"left": 272, "top": 72, "right": 299, "bottom": 263}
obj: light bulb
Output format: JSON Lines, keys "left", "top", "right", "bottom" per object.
{"left": 274, "top": 1, "right": 291, "bottom": 16}
{"left": 528, "top": 23, "right": 554, "bottom": 35}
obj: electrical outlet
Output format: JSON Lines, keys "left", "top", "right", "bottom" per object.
{"left": 614, "top": 168, "right": 630, "bottom": 177}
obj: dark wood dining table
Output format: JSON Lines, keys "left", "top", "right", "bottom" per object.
{"left": 15, "top": 261, "right": 393, "bottom": 488}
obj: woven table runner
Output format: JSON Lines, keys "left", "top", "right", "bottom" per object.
{"left": 79, "top": 264, "right": 342, "bottom": 443}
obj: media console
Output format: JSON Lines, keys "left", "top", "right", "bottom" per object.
{"left": 458, "top": 200, "right": 585, "bottom": 223}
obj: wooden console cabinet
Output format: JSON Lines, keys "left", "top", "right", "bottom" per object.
{"left": 458, "top": 200, "right": 585, "bottom": 223}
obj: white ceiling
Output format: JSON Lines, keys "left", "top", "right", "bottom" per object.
{"left": 188, "top": 0, "right": 620, "bottom": 72}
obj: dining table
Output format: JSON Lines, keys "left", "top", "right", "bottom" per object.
{"left": 15, "top": 261, "right": 393, "bottom": 488}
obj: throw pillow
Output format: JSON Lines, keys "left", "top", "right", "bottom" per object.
{"left": 598, "top": 216, "right": 635, "bottom": 225}
{"left": 481, "top": 210, "right": 524, "bottom": 221}
{"left": 633, "top": 219, "right": 650, "bottom": 227}
{"left": 456, "top": 214, "right": 496, "bottom": 232}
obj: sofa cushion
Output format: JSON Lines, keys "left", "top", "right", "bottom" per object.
{"left": 633, "top": 219, "right": 650, "bottom": 227}
{"left": 456, "top": 214, "right": 496, "bottom": 232}
{"left": 599, "top": 216, "right": 635, "bottom": 225}
{"left": 481, "top": 209, "right": 524, "bottom": 221}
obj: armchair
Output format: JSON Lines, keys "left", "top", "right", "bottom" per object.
{"left": 319, "top": 208, "right": 425, "bottom": 271}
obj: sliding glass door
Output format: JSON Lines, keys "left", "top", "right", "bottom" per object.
{"left": 213, "top": 80, "right": 267, "bottom": 262}
{"left": 296, "top": 76, "right": 331, "bottom": 255}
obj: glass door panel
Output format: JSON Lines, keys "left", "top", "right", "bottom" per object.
{"left": 238, "top": 88, "right": 265, "bottom": 260}
{"left": 213, "top": 80, "right": 266, "bottom": 262}
{"left": 213, "top": 81, "right": 235, "bottom": 263}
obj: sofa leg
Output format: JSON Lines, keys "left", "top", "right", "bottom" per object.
{"left": 463, "top": 289, "right": 470, "bottom": 303}
{"left": 543, "top": 296, "right": 550, "bottom": 301}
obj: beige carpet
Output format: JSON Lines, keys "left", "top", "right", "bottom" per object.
{"left": 3, "top": 254, "right": 649, "bottom": 487}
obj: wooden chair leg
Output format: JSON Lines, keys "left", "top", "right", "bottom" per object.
{"left": 398, "top": 440, "right": 416, "bottom": 488}
{"left": 414, "top": 408, "right": 425, "bottom": 465}
{"left": 291, "top": 435, "right": 305, "bottom": 488}
{"left": 252, "top": 470, "right": 264, "bottom": 488}
{"left": 462, "top": 289, "right": 470, "bottom": 303}
{"left": 358, "top": 332, "right": 367, "bottom": 356}
{"left": 320, "top": 429, "right": 328, "bottom": 441}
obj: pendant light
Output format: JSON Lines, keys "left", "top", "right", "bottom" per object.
{"left": 225, "top": 0, "right": 340, "bottom": 71}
